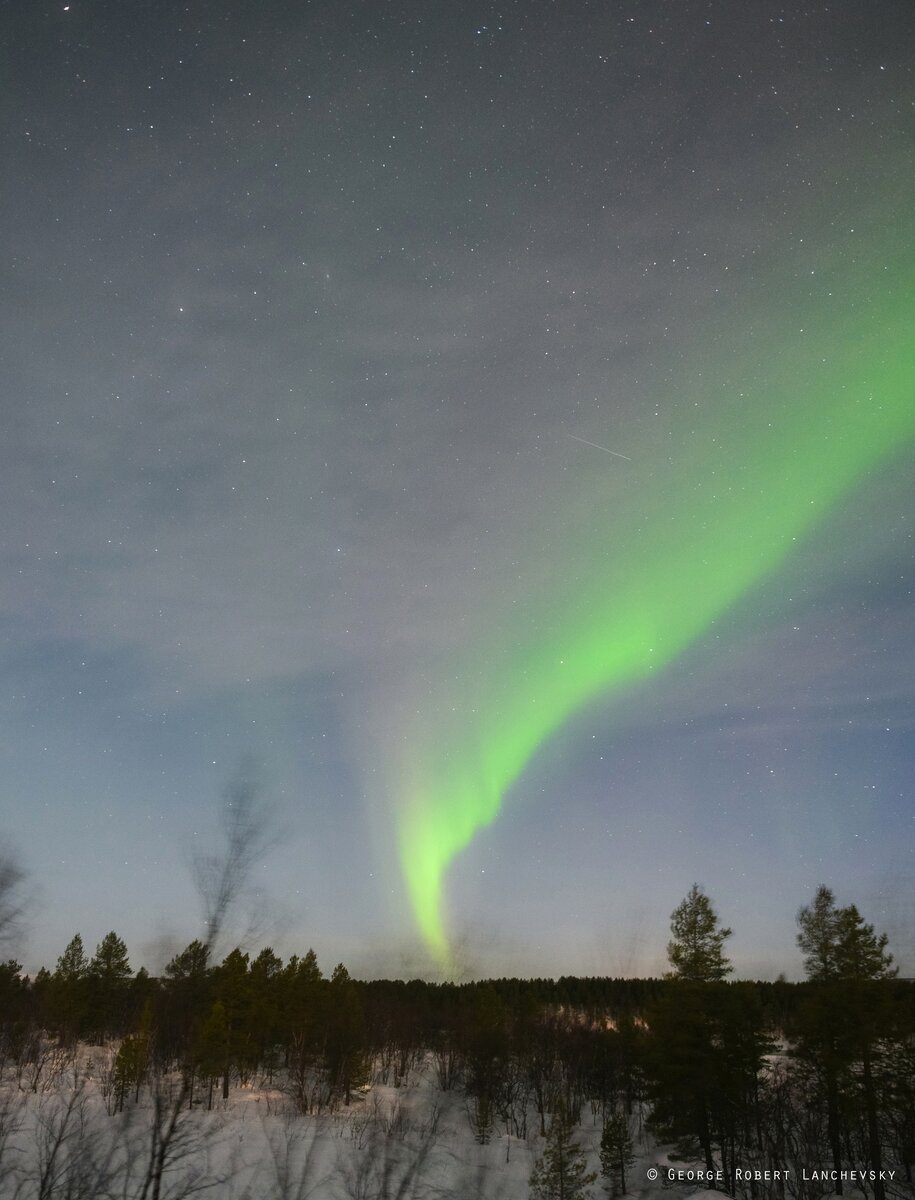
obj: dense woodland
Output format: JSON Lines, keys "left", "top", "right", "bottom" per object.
{"left": 0, "top": 882, "right": 912, "bottom": 1199}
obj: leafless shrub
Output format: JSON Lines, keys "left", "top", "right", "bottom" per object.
{"left": 122, "top": 1073, "right": 215, "bottom": 1200}
{"left": 15, "top": 1036, "right": 75, "bottom": 1096}
{"left": 338, "top": 1110, "right": 437, "bottom": 1200}
{"left": 0, "top": 1087, "right": 27, "bottom": 1191}
{"left": 381, "top": 1100, "right": 412, "bottom": 1142}
{"left": 432, "top": 1044, "right": 461, "bottom": 1092}
{"left": 33, "top": 1080, "right": 93, "bottom": 1200}
{"left": 256, "top": 1115, "right": 334, "bottom": 1200}
{"left": 417, "top": 1101, "right": 441, "bottom": 1142}
{"left": 345, "top": 1109, "right": 374, "bottom": 1150}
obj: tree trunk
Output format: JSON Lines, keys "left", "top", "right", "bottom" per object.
{"left": 862, "top": 1047, "right": 885, "bottom": 1200}
{"left": 827, "top": 1071, "right": 844, "bottom": 1195}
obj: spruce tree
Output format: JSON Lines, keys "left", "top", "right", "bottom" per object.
{"left": 600, "top": 1108, "right": 634, "bottom": 1196}
{"left": 530, "top": 1106, "right": 596, "bottom": 1200}
{"left": 469, "top": 1091, "right": 495, "bottom": 1145}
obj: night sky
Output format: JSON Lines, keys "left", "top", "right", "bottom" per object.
{"left": 2, "top": 1, "right": 913, "bottom": 981}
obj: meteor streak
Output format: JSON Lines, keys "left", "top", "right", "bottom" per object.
{"left": 567, "top": 433, "right": 632, "bottom": 460}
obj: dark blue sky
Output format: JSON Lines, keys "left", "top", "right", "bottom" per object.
{"left": 1, "top": 0, "right": 912, "bottom": 979}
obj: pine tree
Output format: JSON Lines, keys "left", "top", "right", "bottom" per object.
{"left": 794, "top": 886, "right": 898, "bottom": 1200}
{"left": 88, "top": 931, "right": 132, "bottom": 1039}
{"left": 326, "top": 963, "right": 369, "bottom": 1105}
{"left": 0, "top": 959, "right": 26, "bottom": 1024}
{"left": 283, "top": 949, "right": 324, "bottom": 1112}
{"left": 213, "top": 948, "right": 252, "bottom": 1098}
{"left": 667, "top": 884, "right": 732, "bottom": 982}
{"left": 162, "top": 939, "right": 211, "bottom": 1062}
{"left": 796, "top": 885, "right": 840, "bottom": 980}
{"left": 835, "top": 903, "right": 895, "bottom": 982}
{"left": 529, "top": 1106, "right": 597, "bottom": 1200}
{"left": 90, "top": 931, "right": 131, "bottom": 982}
{"left": 50, "top": 933, "right": 90, "bottom": 1039}
{"left": 249, "top": 947, "right": 283, "bottom": 1078}
{"left": 194, "top": 1000, "right": 229, "bottom": 1110}
{"left": 165, "top": 939, "right": 210, "bottom": 981}
{"left": 797, "top": 885, "right": 895, "bottom": 982}
{"left": 113, "top": 1027, "right": 149, "bottom": 1112}
{"left": 56, "top": 932, "right": 89, "bottom": 980}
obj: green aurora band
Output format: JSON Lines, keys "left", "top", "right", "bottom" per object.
{"left": 395, "top": 253, "right": 915, "bottom": 966}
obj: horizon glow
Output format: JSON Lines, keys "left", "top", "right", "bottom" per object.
{"left": 393, "top": 253, "right": 915, "bottom": 967}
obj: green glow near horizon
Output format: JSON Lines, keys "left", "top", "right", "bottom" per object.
{"left": 396, "top": 259, "right": 915, "bottom": 966}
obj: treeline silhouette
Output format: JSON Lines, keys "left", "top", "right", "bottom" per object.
{"left": 1, "top": 913, "right": 913, "bottom": 1198}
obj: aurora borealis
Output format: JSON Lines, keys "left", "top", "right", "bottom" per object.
{"left": 396, "top": 249, "right": 915, "bottom": 962}
{"left": 2, "top": 1, "right": 913, "bottom": 978}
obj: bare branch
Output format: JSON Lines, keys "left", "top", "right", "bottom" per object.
{"left": 0, "top": 845, "right": 27, "bottom": 951}
{"left": 191, "top": 762, "right": 280, "bottom": 956}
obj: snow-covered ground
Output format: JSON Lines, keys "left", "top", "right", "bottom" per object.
{"left": 0, "top": 1045, "right": 674, "bottom": 1199}
{"left": 7, "top": 1042, "right": 890, "bottom": 1200}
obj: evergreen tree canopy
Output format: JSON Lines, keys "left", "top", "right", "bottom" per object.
{"left": 530, "top": 1106, "right": 597, "bottom": 1200}
{"left": 90, "top": 931, "right": 132, "bottom": 982}
{"left": 666, "top": 884, "right": 733, "bottom": 982}
{"left": 797, "top": 886, "right": 896, "bottom": 982}
{"left": 600, "top": 1108, "right": 635, "bottom": 1197}
{"left": 55, "top": 933, "right": 89, "bottom": 980}
{"left": 251, "top": 946, "right": 282, "bottom": 980}
{"left": 165, "top": 938, "right": 210, "bottom": 980}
